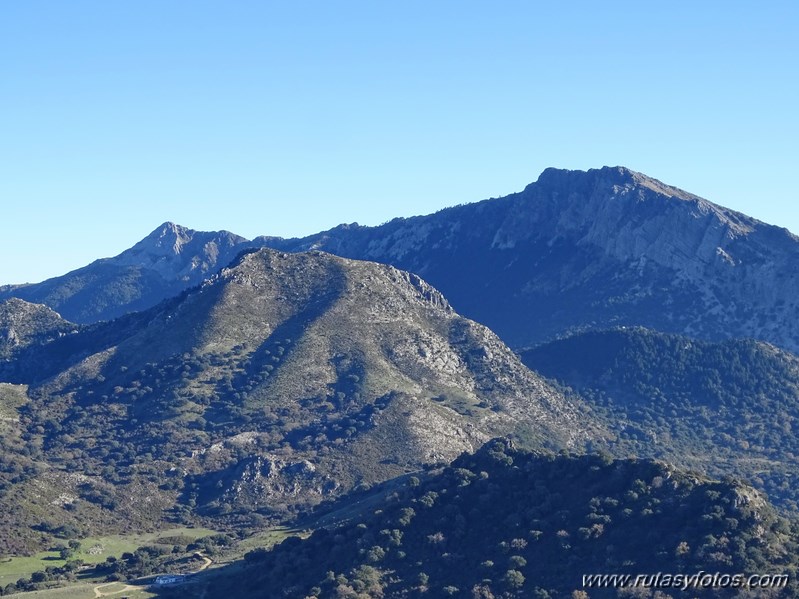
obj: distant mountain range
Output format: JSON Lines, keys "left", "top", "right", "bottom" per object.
{"left": 268, "top": 166, "right": 799, "bottom": 352}
{"left": 3, "top": 166, "right": 798, "bottom": 354}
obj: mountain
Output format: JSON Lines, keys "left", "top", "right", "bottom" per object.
{"left": 266, "top": 166, "right": 799, "bottom": 352}
{"left": 0, "top": 223, "right": 256, "bottom": 324}
{"left": 4, "top": 168, "right": 797, "bottom": 353}
{"left": 193, "top": 440, "right": 799, "bottom": 599}
{"left": 521, "top": 327, "right": 799, "bottom": 511}
{"left": 0, "top": 249, "right": 595, "bottom": 555}
{"left": 0, "top": 298, "right": 78, "bottom": 360}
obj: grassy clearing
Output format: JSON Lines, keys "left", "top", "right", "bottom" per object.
{"left": 11, "top": 582, "right": 156, "bottom": 599}
{"left": 2, "top": 524, "right": 321, "bottom": 596}
{"left": 0, "top": 554, "right": 61, "bottom": 587}
{"left": 4, "top": 525, "right": 298, "bottom": 598}
{"left": 233, "top": 526, "right": 298, "bottom": 556}
{"left": 0, "top": 527, "right": 218, "bottom": 587}
{"left": 76, "top": 526, "right": 219, "bottom": 564}
{"left": 5, "top": 584, "right": 99, "bottom": 599}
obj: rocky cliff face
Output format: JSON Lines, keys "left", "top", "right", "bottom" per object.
{"left": 267, "top": 167, "right": 799, "bottom": 352}
{"left": 491, "top": 167, "right": 753, "bottom": 270}
{"left": 113, "top": 222, "right": 250, "bottom": 281}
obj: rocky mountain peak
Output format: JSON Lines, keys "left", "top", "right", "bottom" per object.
{"left": 108, "top": 222, "right": 253, "bottom": 284}
{"left": 4, "top": 167, "right": 798, "bottom": 352}
{"left": 532, "top": 165, "right": 698, "bottom": 202}
{"left": 255, "top": 167, "right": 799, "bottom": 352}
{"left": 0, "top": 223, "right": 260, "bottom": 324}
{"left": 141, "top": 221, "right": 195, "bottom": 254}
{"left": 133, "top": 222, "right": 247, "bottom": 257}
{"left": 215, "top": 247, "right": 453, "bottom": 314}
{"left": 503, "top": 166, "right": 759, "bottom": 265}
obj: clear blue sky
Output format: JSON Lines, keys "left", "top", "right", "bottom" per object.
{"left": 1, "top": 1, "right": 797, "bottom": 284}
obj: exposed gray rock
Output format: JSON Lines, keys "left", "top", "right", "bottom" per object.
{"left": 0, "top": 298, "right": 77, "bottom": 360}
{"left": 266, "top": 166, "right": 799, "bottom": 352}
{"left": 0, "top": 223, "right": 257, "bottom": 323}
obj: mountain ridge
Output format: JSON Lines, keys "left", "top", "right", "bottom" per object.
{"left": 3, "top": 166, "right": 798, "bottom": 352}
{"left": 266, "top": 165, "right": 799, "bottom": 351}
{"left": 0, "top": 222, "right": 258, "bottom": 324}
{"left": 521, "top": 326, "right": 799, "bottom": 510}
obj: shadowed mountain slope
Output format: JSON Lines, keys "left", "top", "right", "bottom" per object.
{"left": 521, "top": 327, "right": 799, "bottom": 510}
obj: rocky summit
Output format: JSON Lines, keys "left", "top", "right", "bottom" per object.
{"left": 267, "top": 166, "right": 799, "bottom": 352}
{"left": 0, "top": 222, "right": 256, "bottom": 324}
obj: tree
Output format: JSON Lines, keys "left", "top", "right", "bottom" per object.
{"left": 675, "top": 541, "right": 690, "bottom": 556}
{"left": 365, "top": 545, "right": 385, "bottom": 563}
{"left": 31, "top": 571, "right": 48, "bottom": 583}
{"left": 503, "top": 569, "right": 525, "bottom": 589}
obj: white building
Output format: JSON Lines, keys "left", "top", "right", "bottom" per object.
{"left": 155, "top": 574, "right": 186, "bottom": 585}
